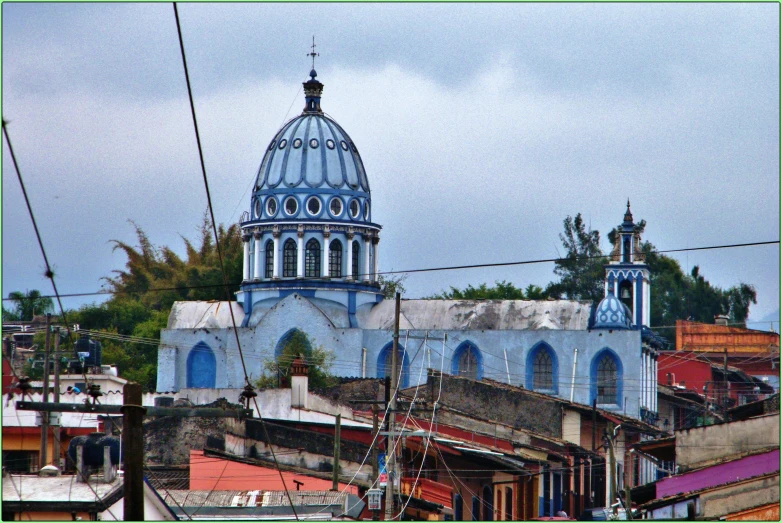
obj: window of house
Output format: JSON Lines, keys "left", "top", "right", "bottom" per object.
{"left": 306, "top": 196, "right": 321, "bottom": 216}
{"left": 283, "top": 239, "right": 297, "bottom": 277}
{"left": 329, "top": 240, "right": 342, "bottom": 277}
{"left": 266, "top": 197, "right": 277, "bottom": 217}
{"left": 305, "top": 238, "right": 321, "bottom": 278}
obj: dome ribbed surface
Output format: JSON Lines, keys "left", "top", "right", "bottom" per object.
{"left": 255, "top": 114, "right": 369, "bottom": 194}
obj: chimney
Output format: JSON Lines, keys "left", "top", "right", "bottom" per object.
{"left": 290, "top": 357, "right": 309, "bottom": 409}
{"left": 715, "top": 315, "right": 729, "bottom": 326}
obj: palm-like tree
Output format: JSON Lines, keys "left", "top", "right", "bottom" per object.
{"left": 6, "top": 289, "right": 54, "bottom": 321}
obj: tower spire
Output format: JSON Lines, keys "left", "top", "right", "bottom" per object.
{"left": 302, "top": 38, "right": 324, "bottom": 113}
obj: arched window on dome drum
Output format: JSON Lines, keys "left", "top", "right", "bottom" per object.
{"left": 534, "top": 350, "right": 554, "bottom": 390}
{"left": 597, "top": 354, "right": 618, "bottom": 404}
{"left": 329, "top": 239, "right": 343, "bottom": 278}
{"left": 264, "top": 240, "right": 274, "bottom": 279}
{"left": 283, "top": 239, "right": 297, "bottom": 278}
{"left": 305, "top": 238, "right": 321, "bottom": 278}
{"left": 352, "top": 240, "right": 360, "bottom": 280}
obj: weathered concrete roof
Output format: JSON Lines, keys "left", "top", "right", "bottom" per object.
{"left": 163, "top": 489, "right": 348, "bottom": 507}
{"left": 2, "top": 473, "right": 122, "bottom": 504}
{"left": 359, "top": 299, "right": 593, "bottom": 331}
{"left": 167, "top": 301, "right": 245, "bottom": 329}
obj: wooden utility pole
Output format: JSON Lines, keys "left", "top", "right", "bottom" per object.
{"left": 625, "top": 451, "right": 632, "bottom": 520}
{"left": 122, "top": 382, "right": 146, "bottom": 521}
{"left": 723, "top": 347, "right": 729, "bottom": 416}
{"left": 332, "top": 413, "right": 341, "bottom": 490}
{"left": 384, "top": 292, "right": 401, "bottom": 521}
{"left": 39, "top": 313, "right": 51, "bottom": 470}
{"left": 52, "top": 327, "right": 61, "bottom": 469}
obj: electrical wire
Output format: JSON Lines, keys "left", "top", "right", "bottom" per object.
{"left": 171, "top": 5, "right": 299, "bottom": 518}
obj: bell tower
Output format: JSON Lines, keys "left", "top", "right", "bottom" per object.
{"left": 605, "top": 201, "right": 650, "bottom": 327}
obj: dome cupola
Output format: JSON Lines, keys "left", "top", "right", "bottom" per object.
{"left": 237, "top": 56, "right": 384, "bottom": 320}
{"left": 593, "top": 292, "right": 632, "bottom": 330}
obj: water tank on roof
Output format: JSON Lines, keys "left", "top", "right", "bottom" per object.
{"left": 75, "top": 335, "right": 102, "bottom": 368}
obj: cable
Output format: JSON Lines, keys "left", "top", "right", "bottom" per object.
{"left": 172, "top": 4, "right": 299, "bottom": 519}
{"left": 4, "top": 239, "right": 778, "bottom": 306}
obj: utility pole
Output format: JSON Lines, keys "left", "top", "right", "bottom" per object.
{"left": 723, "top": 347, "right": 729, "bottom": 417}
{"left": 384, "top": 292, "right": 401, "bottom": 521}
{"left": 52, "top": 327, "right": 61, "bottom": 469}
{"left": 625, "top": 451, "right": 632, "bottom": 520}
{"left": 122, "top": 382, "right": 146, "bottom": 521}
{"left": 39, "top": 313, "right": 51, "bottom": 470}
{"left": 332, "top": 413, "right": 341, "bottom": 491}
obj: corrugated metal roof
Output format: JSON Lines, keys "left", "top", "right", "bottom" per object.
{"left": 164, "top": 490, "right": 346, "bottom": 508}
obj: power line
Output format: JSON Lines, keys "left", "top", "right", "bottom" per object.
{"left": 4, "top": 239, "right": 778, "bottom": 303}
{"left": 171, "top": 4, "right": 298, "bottom": 519}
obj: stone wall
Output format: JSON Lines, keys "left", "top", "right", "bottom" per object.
{"left": 676, "top": 413, "right": 780, "bottom": 471}
{"left": 422, "top": 374, "right": 563, "bottom": 438}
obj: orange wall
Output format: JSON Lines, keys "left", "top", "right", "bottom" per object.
{"left": 189, "top": 450, "right": 357, "bottom": 494}
{"left": 676, "top": 320, "right": 780, "bottom": 353}
{"left": 8, "top": 511, "right": 92, "bottom": 521}
{"left": 725, "top": 503, "right": 780, "bottom": 521}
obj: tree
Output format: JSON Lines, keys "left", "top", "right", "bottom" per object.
{"left": 5, "top": 289, "right": 54, "bottom": 321}
{"left": 103, "top": 213, "right": 243, "bottom": 311}
{"left": 547, "top": 214, "right": 606, "bottom": 302}
{"left": 255, "top": 330, "right": 336, "bottom": 390}
{"left": 378, "top": 273, "right": 408, "bottom": 299}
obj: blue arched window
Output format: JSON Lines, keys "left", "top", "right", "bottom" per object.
{"left": 590, "top": 348, "right": 623, "bottom": 407}
{"left": 526, "top": 342, "right": 559, "bottom": 393}
{"left": 283, "top": 239, "right": 297, "bottom": 277}
{"left": 451, "top": 341, "right": 483, "bottom": 381}
{"left": 376, "top": 343, "right": 410, "bottom": 388}
{"left": 187, "top": 342, "right": 216, "bottom": 388}
{"left": 275, "top": 328, "right": 312, "bottom": 358}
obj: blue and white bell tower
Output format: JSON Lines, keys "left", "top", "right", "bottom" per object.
{"left": 603, "top": 201, "right": 650, "bottom": 327}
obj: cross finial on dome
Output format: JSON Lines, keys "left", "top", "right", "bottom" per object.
{"left": 308, "top": 36, "right": 319, "bottom": 73}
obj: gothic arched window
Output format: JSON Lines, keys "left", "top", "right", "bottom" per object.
{"left": 305, "top": 238, "right": 321, "bottom": 278}
{"left": 187, "top": 342, "right": 216, "bottom": 388}
{"left": 264, "top": 239, "right": 274, "bottom": 279}
{"left": 283, "top": 239, "right": 297, "bottom": 277}
{"left": 597, "top": 354, "right": 618, "bottom": 404}
{"left": 591, "top": 348, "right": 623, "bottom": 407}
{"left": 451, "top": 341, "right": 483, "bottom": 381}
{"left": 526, "top": 342, "right": 558, "bottom": 393}
{"left": 376, "top": 343, "right": 409, "bottom": 388}
{"left": 329, "top": 240, "right": 343, "bottom": 278}
{"left": 534, "top": 350, "right": 553, "bottom": 390}
{"left": 352, "top": 240, "right": 360, "bottom": 279}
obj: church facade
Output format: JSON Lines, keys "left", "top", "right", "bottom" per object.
{"left": 156, "top": 69, "right": 663, "bottom": 425}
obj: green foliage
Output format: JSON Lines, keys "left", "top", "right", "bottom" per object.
{"left": 255, "top": 331, "right": 336, "bottom": 390}
{"left": 430, "top": 280, "right": 534, "bottom": 300}
{"left": 378, "top": 273, "right": 408, "bottom": 299}
{"left": 547, "top": 213, "right": 606, "bottom": 302}
{"left": 103, "top": 213, "right": 243, "bottom": 311}
{"left": 59, "top": 213, "right": 242, "bottom": 392}
{"left": 5, "top": 289, "right": 54, "bottom": 321}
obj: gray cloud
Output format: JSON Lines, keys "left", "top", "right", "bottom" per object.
{"left": 2, "top": 3, "right": 778, "bottom": 327}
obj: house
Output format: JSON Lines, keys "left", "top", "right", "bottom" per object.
{"left": 631, "top": 412, "right": 780, "bottom": 519}
{"left": 674, "top": 318, "right": 780, "bottom": 390}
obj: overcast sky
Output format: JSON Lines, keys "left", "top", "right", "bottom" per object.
{"left": 2, "top": 3, "right": 779, "bottom": 330}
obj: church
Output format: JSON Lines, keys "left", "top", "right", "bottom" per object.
{"left": 156, "top": 67, "right": 663, "bottom": 425}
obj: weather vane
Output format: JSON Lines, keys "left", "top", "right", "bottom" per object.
{"left": 308, "top": 36, "right": 319, "bottom": 69}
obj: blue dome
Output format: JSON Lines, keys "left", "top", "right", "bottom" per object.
{"left": 255, "top": 113, "right": 370, "bottom": 194}
{"left": 593, "top": 293, "right": 632, "bottom": 330}
{"left": 247, "top": 71, "right": 373, "bottom": 225}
